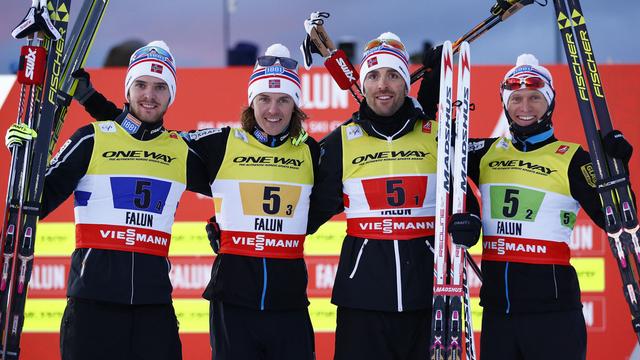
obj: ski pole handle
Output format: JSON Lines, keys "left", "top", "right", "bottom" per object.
{"left": 410, "top": 0, "right": 535, "bottom": 84}
{"left": 308, "top": 27, "right": 332, "bottom": 58}
{"left": 314, "top": 24, "right": 336, "bottom": 52}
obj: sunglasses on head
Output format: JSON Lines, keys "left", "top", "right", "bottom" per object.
{"left": 502, "top": 76, "right": 546, "bottom": 91}
{"left": 257, "top": 56, "right": 298, "bottom": 70}
{"left": 135, "top": 46, "right": 173, "bottom": 61}
{"left": 364, "top": 38, "right": 406, "bottom": 53}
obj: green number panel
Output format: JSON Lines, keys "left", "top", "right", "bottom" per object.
{"left": 489, "top": 185, "right": 545, "bottom": 222}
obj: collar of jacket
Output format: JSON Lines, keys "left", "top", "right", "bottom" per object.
{"left": 511, "top": 133, "right": 557, "bottom": 152}
{"left": 116, "top": 104, "right": 166, "bottom": 141}
{"left": 352, "top": 97, "right": 425, "bottom": 141}
{"left": 251, "top": 124, "right": 290, "bottom": 148}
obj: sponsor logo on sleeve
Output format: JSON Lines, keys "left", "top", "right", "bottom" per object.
{"left": 49, "top": 139, "right": 72, "bottom": 166}
{"left": 188, "top": 128, "right": 222, "bottom": 141}
{"left": 469, "top": 140, "right": 486, "bottom": 152}
{"left": 580, "top": 163, "right": 597, "bottom": 188}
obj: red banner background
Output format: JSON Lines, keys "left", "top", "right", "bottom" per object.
{"left": 1, "top": 64, "right": 639, "bottom": 359}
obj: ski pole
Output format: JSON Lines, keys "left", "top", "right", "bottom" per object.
{"left": 410, "top": 0, "right": 536, "bottom": 84}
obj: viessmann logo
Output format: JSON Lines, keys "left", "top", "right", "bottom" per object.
{"left": 102, "top": 150, "right": 176, "bottom": 163}
{"left": 484, "top": 238, "right": 548, "bottom": 255}
{"left": 352, "top": 150, "right": 428, "bottom": 165}
{"left": 488, "top": 159, "right": 557, "bottom": 175}
{"left": 358, "top": 218, "right": 434, "bottom": 234}
{"left": 232, "top": 234, "right": 300, "bottom": 252}
{"left": 100, "top": 228, "right": 168, "bottom": 247}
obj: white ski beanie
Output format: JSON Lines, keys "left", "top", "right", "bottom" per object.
{"left": 359, "top": 32, "right": 410, "bottom": 93}
{"left": 501, "top": 53, "right": 554, "bottom": 106}
{"left": 124, "top": 40, "right": 177, "bottom": 105}
{"left": 247, "top": 43, "right": 302, "bottom": 107}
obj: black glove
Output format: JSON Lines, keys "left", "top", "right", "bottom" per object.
{"left": 205, "top": 216, "right": 221, "bottom": 254}
{"left": 491, "top": 0, "right": 518, "bottom": 15}
{"left": 422, "top": 44, "right": 443, "bottom": 71}
{"left": 71, "top": 68, "right": 95, "bottom": 104}
{"left": 417, "top": 44, "right": 443, "bottom": 119}
{"left": 603, "top": 130, "right": 633, "bottom": 165}
{"left": 448, "top": 212, "right": 482, "bottom": 249}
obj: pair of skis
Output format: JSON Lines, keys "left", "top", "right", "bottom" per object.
{"left": 430, "top": 41, "right": 476, "bottom": 360}
{"left": 0, "top": 0, "right": 108, "bottom": 358}
{"left": 553, "top": 0, "right": 640, "bottom": 344}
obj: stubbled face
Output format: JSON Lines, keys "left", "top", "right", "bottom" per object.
{"left": 506, "top": 89, "right": 549, "bottom": 127}
{"left": 363, "top": 67, "right": 407, "bottom": 116}
{"left": 127, "top": 75, "right": 170, "bottom": 124}
{"left": 251, "top": 92, "right": 295, "bottom": 135}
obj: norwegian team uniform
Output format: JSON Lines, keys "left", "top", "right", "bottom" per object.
{"left": 468, "top": 135, "right": 607, "bottom": 360}
{"left": 185, "top": 126, "right": 320, "bottom": 360}
{"left": 309, "top": 99, "right": 473, "bottom": 360}
{"left": 189, "top": 42, "right": 321, "bottom": 360}
{"left": 42, "top": 108, "right": 211, "bottom": 360}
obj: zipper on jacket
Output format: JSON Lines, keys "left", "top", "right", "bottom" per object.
{"left": 370, "top": 119, "right": 412, "bottom": 143}
{"left": 130, "top": 253, "right": 135, "bottom": 304}
{"left": 348, "top": 239, "right": 369, "bottom": 279}
{"left": 260, "top": 258, "right": 267, "bottom": 310}
{"left": 504, "top": 262, "right": 511, "bottom": 314}
{"left": 553, "top": 264, "right": 559, "bottom": 299}
{"left": 79, "top": 248, "right": 92, "bottom": 277}
{"left": 393, "top": 240, "right": 403, "bottom": 312}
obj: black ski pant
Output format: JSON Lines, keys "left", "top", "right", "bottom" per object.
{"left": 480, "top": 308, "right": 587, "bottom": 360}
{"left": 334, "top": 306, "right": 431, "bottom": 360}
{"left": 60, "top": 297, "right": 182, "bottom": 360}
{"left": 209, "top": 300, "right": 315, "bottom": 360}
